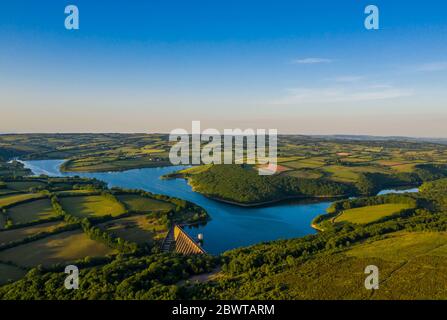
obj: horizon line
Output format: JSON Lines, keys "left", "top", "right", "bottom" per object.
{"left": 1, "top": 132, "right": 447, "bottom": 141}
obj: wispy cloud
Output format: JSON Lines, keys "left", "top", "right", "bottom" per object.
{"left": 415, "top": 62, "right": 447, "bottom": 72}
{"left": 332, "top": 75, "right": 364, "bottom": 83}
{"left": 291, "top": 58, "right": 333, "bottom": 65}
{"left": 273, "top": 85, "right": 412, "bottom": 105}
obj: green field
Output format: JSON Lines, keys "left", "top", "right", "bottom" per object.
{"left": 0, "top": 189, "right": 17, "bottom": 196}
{"left": 347, "top": 232, "right": 447, "bottom": 262}
{"left": 55, "top": 189, "right": 98, "bottom": 196}
{"left": 178, "top": 165, "right": 213, "bottom": 175}
{"left": 334, "top": 203, "right": 413, "bottom": 224}
{"left": 98, "top": 215, "right": 168, "bottom": 244}
{"left": 200, "top": 231, "right": 447, "bottom": 300}
{"left": 7, "top": 181, "right": 47, "bottom": 191}
{"left": 344, "top": 232, "right": 447, "bottom": 299}
{"left": 7, "top": 199, "right": 58, "bottom": 224}
{"left": 60, "top": 195, "right": 126, "bottom": 218}
{"left": 323, "top": 165, "right": 389, "bottom": 183}
{"left": 285, "top": 170, "right": 324, "bottom": 179}
{"left": 0, "top": 221, "right": 66, "bottom": 246}
{"left": 0, "top": 215, "right": 5, "bottom": 229}
{"left": 0, "top": 230, "right": 115, "bottom": 267}
{"left": 117, "top": 194, "right": 174, "bottom": 213}
{"left": 0, "top": 263, "right": 27, "bottom": 285}
{"left": 281, "top": 159, "right": 325, "bottom": 170}
{"left": 0, "top": 193, "right": 45, "bottom": 208}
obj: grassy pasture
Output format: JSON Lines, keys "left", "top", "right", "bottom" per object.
{"left": 60, "top": 195, "right": 126, "bottom": 218}
{"left": 285, "top": 170, "right": 324, "bottom": 179}
{"left": 7, "top": 181, "right": 47, "bottom": 191}
{"left": 56, "top": 189, "right": 97, "bottom": 196}
{"left": 281, "top": 159, "right": 325, "bottom": 170}
{"left": 0, "top": 215, "right": 5, "bottom": 229}
{"left": 98, "top": 215, "right": 167, "bottom": 244}
{"left": 323, "top": 165, "right": 390, "bottom": 183}
{"left": 0, "top": 189, "right": 17, "bottom": 197}
{"left": 7, "top": 199, "right": 58, "bottom": 224}
{"left": 178, "top": 165, "right": 212, "bottom": 175}
{"left": 117, "top": 194, "right": 174, "bottom": 213}
{"left": 141, "top": 147, "right": 164, "bottom": 153}
{"left": 50, "top": 182, "right": 75, "bottom": 190}
{"left": 0, "top": 193, "right": 45, "bottom": 208}
{"left": 376, "top": 160, "right": 405, "bottom": 166}
{"left": 334, "top": 203, "right": 413, "bottom": 225}
{"left": 0, "top": 221, "right": 66, "bottom": 246}
{"left": 64, "top": 157, "right": 170, "bottom": 173}
{"left": 0, "top": 263, "right": 26, "bottom": 285}
{"left": 347, "top": 232, "right": 447, "bottom": 262}
{"left": 340, "top": 157, "right": 370, "bottom": 163}
{"left": 222, "top": 232, "right": 447, "bottom": 300}
{"left": 0, "top": 230, "right": 115, "bottom": 267}
{"left": 390, "top": 163, "right": 417, "bottom": 172}
{"left": 323, "top": 166, "right": 359, "bottom": 182}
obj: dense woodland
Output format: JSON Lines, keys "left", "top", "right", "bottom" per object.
{"left": 188, "top": 164, "right": 350, "bottom": 204}
{"left": 185, "top": 163, "right": 447, "bottom": 205}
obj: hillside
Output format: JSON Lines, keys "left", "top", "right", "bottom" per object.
{"left": 184, "top": 178, "right": 447, "bottom": 299}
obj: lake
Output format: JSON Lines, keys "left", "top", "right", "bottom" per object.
{"left": 20, "top": 160, "right": 418, "bottom": 254}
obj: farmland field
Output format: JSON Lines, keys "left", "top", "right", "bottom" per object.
{"left": 281, "top": 159, "right": 325, "bottom": 170}
{"left": 0, "top": 263, "right": 26, "bottom": 285}
{"left": 98, "top": 215, "right": 168, "bottom": 244}
{"left": 346, "top": 232, "right": 447, "bottom": 262}
{"left": 285, "top": 170, "right": 324, "bottom": 180}
{"left": 322, "top": 165, "right": 389, "bottom": 183}
{"left": 0, "top": 230, "right": 115, "bottom": 267}
{"left": 0, "top": 189, "right": 17, "bottom": 196}
{"left": 6, "top": 181, "right": 47, "bottom": 191}
{"left": 0, "top": 221, "right": 66, "bottom": 246}
{"left": 60, "top": 195, "right": 126, "bottom": 218}
{"left": 7, "top": 199, "right": 58, "bottom": 224}
{"left": 334, "top": 203, "right": 414, "bottom": 224}
{"left": 56, "top": 189, "right": 98, "bottom": 196}
{"left": 0, "top": 193, "right": 45, "bottom": 208}
{"left": 0, "top": 215, "right": 5, "bottom": 229}
{"left": 117, "top": 194, "right": 174, "bottom": 212}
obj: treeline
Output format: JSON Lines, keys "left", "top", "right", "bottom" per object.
{"left": 354, "top": 164, "right": 447, "bottom": 196}
{"left": 186, "top": 190, "right": 447, "bottom": 299}
{"left": 0, "top": 253, "right": 216, "bottom": 300}
{"left": 189, "top": 165, "right": 350, "bottom": 204}
{"left": 327, "top": 194, "right": 418, "bottom": 213}
{"left": 187, "top": 164, "right": 447, "bottom": 205}
{"left": 420, "top": 178, "right": 447, "bottom": 211}
{"left": 111, "top": 188, "right": 209, "bottom": 225}
{"left": 50, "top": 195, "right": 138, "bottom": 254}
{"left": 0, "top": 223, "right": 79, "bottom": 252}
{"left": 0, "top": 160, "right": 31, "bottom": 178}
{"left": 311, "top": 193, "right": 419, "bottom": 229}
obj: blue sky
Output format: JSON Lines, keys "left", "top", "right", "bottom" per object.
{"left": 1, "top": 0, "right": 447, "bottom": 136}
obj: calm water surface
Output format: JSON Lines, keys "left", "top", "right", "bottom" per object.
{"left": 21, "top": 160, "right": 418, "bottom": 254}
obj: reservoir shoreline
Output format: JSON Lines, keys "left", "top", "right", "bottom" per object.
{"left": 19, "top": 159, "right": 419, "bottom": 254}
